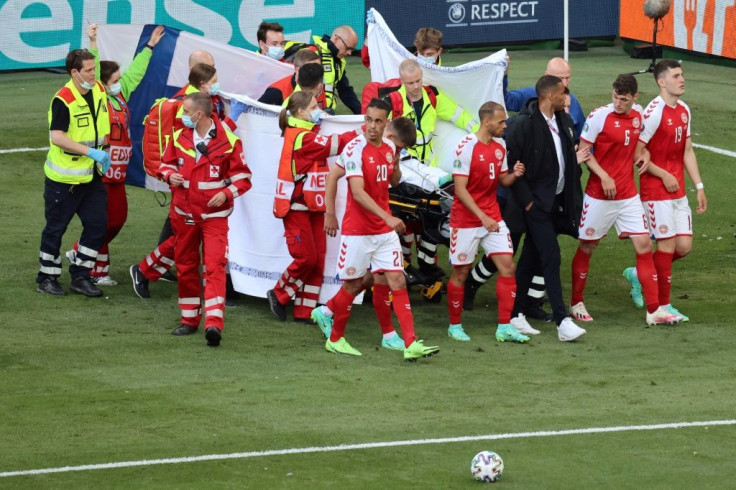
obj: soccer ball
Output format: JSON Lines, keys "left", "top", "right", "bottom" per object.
{"left": 470, "top": 450, "right": 504, "bottom": 482}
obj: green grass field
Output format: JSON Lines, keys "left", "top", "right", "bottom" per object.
{"left": 1, "top": 45, "right": 736, "bottom": 488}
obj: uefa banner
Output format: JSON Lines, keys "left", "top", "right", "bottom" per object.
{"left": 620, "top": 0, "right": 736, "bottom": 59}
{"left": 0, "top": 0, "right": 362, "bottom": 71}
{"left": 364, "top": 0, "right": 619, "bottom": 47}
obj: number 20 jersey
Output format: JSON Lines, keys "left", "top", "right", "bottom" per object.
{"left": 337, "top": 135, "right": 397, "bottom": 236}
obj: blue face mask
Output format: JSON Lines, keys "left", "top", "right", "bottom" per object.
{"left": 208, "top": 82, "right": 220, "bottom": 96}
{"left": 107, "top": 82, "right": 121, "bottom": 96}
{"left": 75, "top": 73, "right": 94, "bottom": 91}
{"left": 181, "top": 114, "right": 198, "bottom": 129}
{"left": 267, "top": 45, "right": 285, "bottom": 60}
{"left": 310, "top": 109, "right": 325, "bottom": 124}
{"left": 417, "top": 54, "right": 437, "bottom": 65}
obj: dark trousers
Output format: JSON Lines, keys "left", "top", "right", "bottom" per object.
{"left": 38, "top": 177, "right": 107, "bottom": 282}
{"left": 514, "top": 198, "right": 567, "bottom": 324}
{"left": 158, "top": 215, "right": 174, "bottom": 245}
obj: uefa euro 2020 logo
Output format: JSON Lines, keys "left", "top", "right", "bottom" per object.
{"left": 448, "top": 3, "right": 466, "bottom": 23}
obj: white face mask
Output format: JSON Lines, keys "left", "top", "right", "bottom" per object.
{"left": 266, "top": 45, "right": 285, "bottom": 60}
{"left": 107, "top": 82, "right": 121, "bottom": 96}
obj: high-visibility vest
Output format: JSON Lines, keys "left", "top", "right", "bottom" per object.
{"left": 45, "top": 79, "right": 110, "bottom": 184}
{"left": 284, "top": 36, "right": 345, "bottom": 112}
{"left": 385, "top": 84, "right": 477, "bottom": 167}
{"left": 273, "top": 118, "right": 327, "bottom": 218}
{"left": 103, "top": 92, "right": 132, "bottom": 184}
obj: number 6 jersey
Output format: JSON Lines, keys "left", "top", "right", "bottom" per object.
{"left": 580, "top": 103, "right": 644, "bottom": 201}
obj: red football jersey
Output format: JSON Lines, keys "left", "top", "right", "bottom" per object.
{"left": 450, "top": 134, "right": 507, "bottom": 228}
{"left": 580, "top": 104, "right": 643, "bottom": 200}
{"left": 337, "top": 135, "right": 397, "bottom": 235}
{"left": 638, "top": 96, "right": 691, "bottom": 201}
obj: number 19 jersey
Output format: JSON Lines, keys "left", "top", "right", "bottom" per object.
{"left": 639, "top": 96, "right": 691, "bottom": 201}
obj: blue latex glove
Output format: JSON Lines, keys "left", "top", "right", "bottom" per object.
{"left": 229, "top": 101, "right": 247, "bottom": 121}
{"left": 87, "top": 148, "right": 111, "bottom": 174}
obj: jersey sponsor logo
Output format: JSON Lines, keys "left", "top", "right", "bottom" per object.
{"left": 583, "top": 122, "right": 589, "bottom": 133}
{"left": 633, "top": 117, "right": 640, "bottom": 128}
{"left": 667, "top": 118, "right": 673, "bottom": 126}
{"left": 680, "top": 113, "right": 688, "bottom": 124}
{"left": 478, "top": 153, "right": 485, "bottom": 162}
{"left": 453, "top": 158, "right": 462, "bottom": 169}
{"left": 345, "top": 160, "right": 356, "bottom": 171}
{"left": 495, "top": 149, "right": 503, "bottom": 160}
{"left": 614, "top": 120, "right": 620, "bottom": 128}
{"left": 314, "top": 135, "right": 329, "bottom": 146}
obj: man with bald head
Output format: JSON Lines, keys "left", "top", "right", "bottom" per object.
{"left": 188, "top": 50, "right": 215, "bottom": 69}
{"left": 284, "top": 25, "right": 361, "bottom": 114}
{"left": 504, "top": 57, "right": 585, "bottom": 137}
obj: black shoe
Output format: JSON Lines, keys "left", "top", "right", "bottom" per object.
{"left": 520, "top": 303, "right": 554, "bottom": 322}
{"left": 36, "top": 277, "right": 66, "bottom": 296}
{"left": 294, "top": 317, "right": 316, "bottom": 325}
{"left": 172, "top": 324, "right": 198, "bottom": 336}
{"left": 159, "top": 270, "right": 177, "bottom": 282}
{"left": 205, "top": 326, "right": 222, "bottom": 347}
{"left": 463, "top": 281, "right": 480, "bottom": 311}
{"left": 267, "top": 289, "right": 286, "bottom": 321}
{"left": 404, "top": 264, "right": 428, "bottom": 287}
{"left": 129, "top": 265, "right": 150, "bottom": 299}
{"left": 225, "top": 298, "right": 237, "bottom": 308}
{"left": 419, "top": 263, "right": 446, "bottom": 283}
{"left": 70, "top": 276, "right": 103, "bottom": 297}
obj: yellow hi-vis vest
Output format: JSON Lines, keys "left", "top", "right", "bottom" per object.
{"left": 388, "top": 84, "right": 478, "bottom": 167}
{"left": 45, "top": 79, "right": 110, "bottom": 184}
{"left": 312, "top": 36, "right": 344, "bottom": 112}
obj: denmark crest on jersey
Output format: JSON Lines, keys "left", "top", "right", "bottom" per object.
{"left": 385, "top": 151, "right": 393, "bottom": 161}
{"left": 680, "top": 113, "right": 688, "bottom": 124}
{"left": 495, "top": 149, "right": 503, "bottom": 160}
{"left": 633, "top": 117, "right": 640, "bottom": 128}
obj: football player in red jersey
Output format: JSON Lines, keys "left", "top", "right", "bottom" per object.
{"left": 572, "top": 74, "right": 680, "bottom": 326}
{"left": 622, "top": 61, "right": 707, "bottom": 323}
{"left": 316, "top": 99, "right": 439, "bottom": 361}
{"left": 445, "top": 101, "right": 529, "bottom": 343}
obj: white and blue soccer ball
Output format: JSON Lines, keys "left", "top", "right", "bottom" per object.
{"left": 470, "top": 450, "right": 504, "bottom": 482}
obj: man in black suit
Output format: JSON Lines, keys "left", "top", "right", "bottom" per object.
{"left": 506, "top": 75, "right": 586, "bottom": 341}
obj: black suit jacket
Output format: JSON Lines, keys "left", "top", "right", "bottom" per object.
{"left": 506, "top": 98, "right": 583, "bottom": 237}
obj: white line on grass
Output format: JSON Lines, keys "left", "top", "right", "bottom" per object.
{"left": 692, "top": 143, "right": 736, "bottom": 158}
{"left": 0, "top": 147, "right": 49, "bottom": 154}
{"left": 1, "top": 419, "right": 734, "bottom": 478}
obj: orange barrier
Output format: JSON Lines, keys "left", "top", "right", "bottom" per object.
{"left": 620, "top": 0, "right": 736, "bottom": 59}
